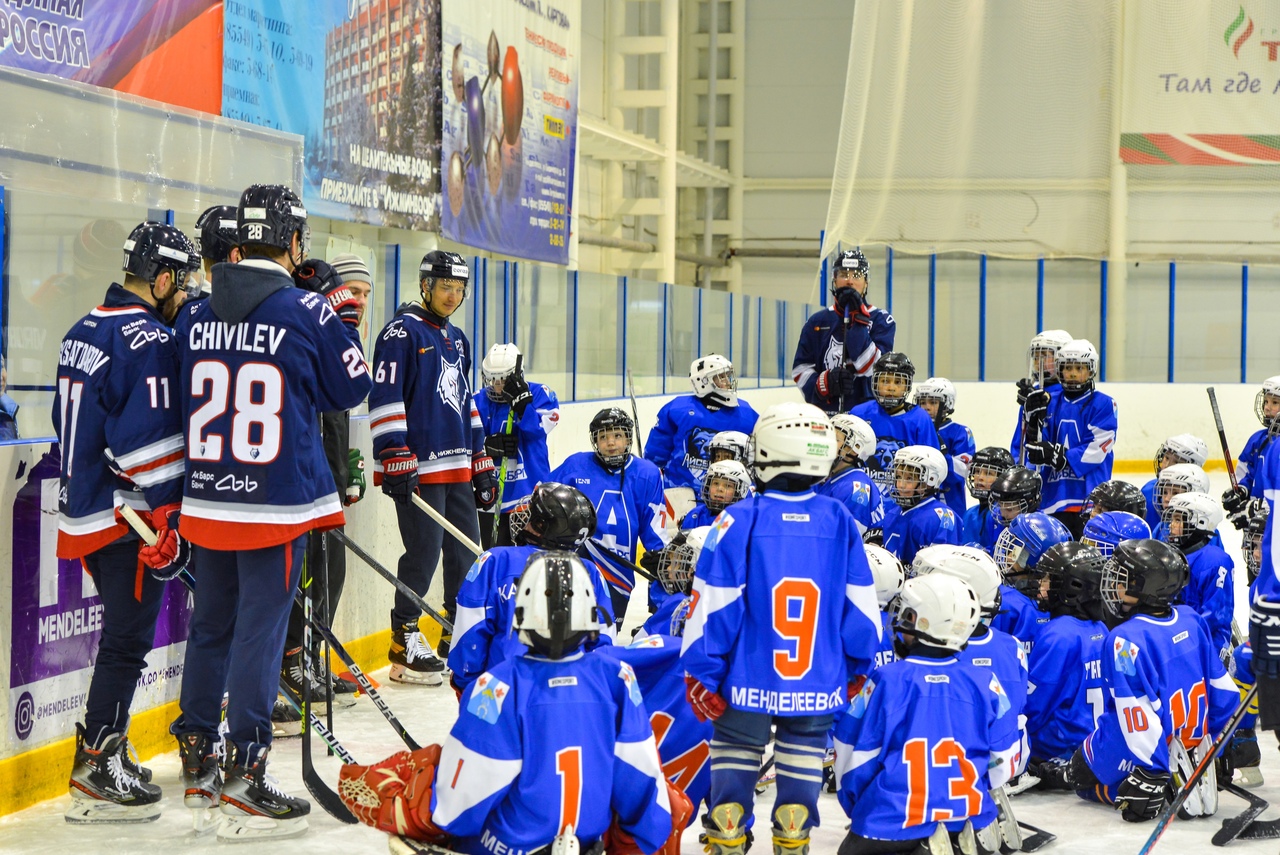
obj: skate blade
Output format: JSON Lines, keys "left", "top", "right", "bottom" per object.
{"left": 272, "top": 723, "right": 302, "bottom": 739}
{"left": 389, "top": 836, "right": 463, "bottom": 855}
{"left": 331, "top": 693, "right": 358, "bottom": 709}
{"left": 388, "top": 664, "right": 444, "bottom": 686}
{"left": 216, "top": 814, "right": 308, "bottom": 842}
{"left": 190, "top": 806, "right": 220, "bottom": 835}
{"left": 1238, "top": 765, "right": 1265, "bottom": 788}
{"left": 64, "top": 797, "right": 161, "bottom": 824}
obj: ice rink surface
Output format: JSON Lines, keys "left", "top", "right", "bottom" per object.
{"left": 1, "top": 472, "right": 1273, "bottom": 855}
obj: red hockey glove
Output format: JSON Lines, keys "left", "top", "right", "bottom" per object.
{"left": 472, "top": 454, "right": 498, "bottom": 512}
{"left": 685, "top": 675, "right": 726, "bottom": 722}
{"left": 337, "top": 745, "right": 449, "bottom": 841}
{"left": 294, "top": 259, "right": 360, "bottom": 327}
{"left": 139, "top": 503, "right": 190, "bottom": 580}
{"left": 850, "top": 302, "right": 873, "bottom": 328}
{"left": 847, "top": 673, "right": 867, "bottom": 702}
{"left": 604, "top": 777, "right": 693, "bottom": 855}
{"left": 379, "top": 447, "right": 419, "bottom": 504}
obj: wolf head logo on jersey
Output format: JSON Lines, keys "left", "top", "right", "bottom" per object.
{"left": 823, "top": 333, "right": 845, "bottom": 372}
{"left": 683, "top": 427, "right": 719, "bottom": 473}
{"left": 1114, "top": 637, "right": 1140, "bottom": 676}
{"left": 437, "top": 355, "right": 465, "bottom": 417}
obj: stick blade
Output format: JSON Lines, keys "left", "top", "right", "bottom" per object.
{"left": 1213, "top": 782, "right": 1270, "bottom": 845}
{"left": 1017, "top": 830, "right": 1057, "bottom": 853}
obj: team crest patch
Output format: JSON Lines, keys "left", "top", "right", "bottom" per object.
{"left": 618, "top": 662, "right": 643, "bottom": 706}
{"left": 848, "top": 678, "right": 875, "bottom": 719}
{"left": 629, "top": 635, "right": 666, "bottom": 649}
{"left": 934, "top": 507, "right": 956, "bottom": 530}
{"left": 704, "top": 511, "right": 735, "bottom": 551}
{"left": 437, "top": 355, "right": 465, "bottom": 417}
{"left": 467, "top": 672, "right": 510, "bottom": 724}
{"left": 465, "top": 552, "right": 491, "bottom": 582}
{"left": 989, "top": 675, "right": 1011, "bottom": 718}
{"left": 1114, "top": 637, "right": 1140, "bottom": 676}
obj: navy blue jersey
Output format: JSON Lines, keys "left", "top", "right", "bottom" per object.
{"left": 848, "top": 400, "right": 940, "bottom": 494}
{"left": 368, "top": 305, "right": 484, "bottom": 485}
{"left": 1011, "top": 388, "right": 1116, "bottom": 514}
{"left": 815, "top": 466, "right": 886, "bottom": 537}
{"left": 937, "top": 420, "right": 976, "bottom": 521}
{"left": 1082, "top": 606, "right": 1237, "bottom": 785}
{"left": 681, "top": 502, "right": 719, "bottom": 530}
{"left": 791, "top": 304, "right": 896, "bottom": 413}
{"left": 990, "top": 585, "right": 1050, "bottom": 652}
{"left": 643, "top": 395, "right": 759, "bottom": 490}
{"left": 833, "top": 655, "right": 1020, "bottom": 841}
{"left": 1179, "top": 542, "right": 1235, "bottom": 655}
{"left": 1026, "top": 614, "right": 1106, "bottom": 760}
{"left": 681, "top": 491, "right": 882, "bottom": 716}
{"left": 432, "top": 653, "right": 673, "bottom": 854}
{"left": 883, "top": 497, "right": 960, "bottom": 566}
{"left": 1238, "top": 429, "right": 1270, "bottom": 497}
{"left": 475, "top": 383, "right": 560, "bottom": 510}
{"left": 962, "top": 504, "right": 997, "bottom": 550}
{"left": 53, "top": 285, "right": 185, "bottom": 558}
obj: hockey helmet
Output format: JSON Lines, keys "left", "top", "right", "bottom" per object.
{"left": 514, "top": 551, "right": 603, "bottom": 658}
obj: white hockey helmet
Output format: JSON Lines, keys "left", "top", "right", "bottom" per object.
{"left": 513, "top": 551, "right": 602, "bottom": 658}
{"left": 864, "top": 544, "right": 905, "bottom": 609}
{"left": 891, "top": 445, "right": 947, "bottom": 509}
{"left": 1027, "top": 329, "right": 1073, "bottom": 381}
{"left": 830, "top": 413, "right": 877, "bottom": 464}
{"left": 481, "top": 343, "right": 522, "bottom": 401}
{"left": 1055, "top": 339, "right": 1099, "bottom": 393}
{"left": 656, "top": 526, "right": 712, "bottom": 595}
{"left": 701, "top": 460, "right": 752, "bottom": 513}
{"left": 1162, "top": 492, "right": 1224, "bottom": 551}
{"left": 892, "top": 573, "right": 983, "bottom": 652}
{"left": 749, "top": 402, "right": 837, "bottom": 482}
{"left": 690, "top": 354, "right": 737, "bottom": 408}
{"left": 1155, "top": 462, "right": 1210, "bottom": 512}
{"left": 1257, "top": 376, "right": 1280, "bottom": 432}
{"left": 707, "top": 430, "right": 751, "bottom": 465}
{"left": 910, "top": 544, "right": 1002, "bottom": 621}
{"left": 913, "top": 377, "right": 956, "bottom": 420}
{"left": 1154, "top": 433, "right": 1209, "bottom": 474}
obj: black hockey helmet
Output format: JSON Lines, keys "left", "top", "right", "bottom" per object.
{"left": 512, "top": 482, "right": 597, "bottom": 549}
{"left": 967, "top": 446, "right": 1015, "bottom": 501}
{"left": 194, "top": 205, "right": 239, "bottom": 264}
{"left": 237, "top": 184, "right": 309, "bottom": 257}
{"left": 1244, "top": 500, "right": 1269, "bottom": 585}
{"left": 420, "top": 250, "right": 470, "bottom": 290}
{"left": 589, "top": 407, "right": 634, "bottom": 470}
{"left": 1083, "top": 479, "right": 1147, "bottom": 522}
{"left": 1101, "top": 538, "right": 1189, "bottom": 618}
{"left": 990, "top": 466, "right": 1042, "bottom": 522}
{"left": 871, "top": 352, "right": 915, "bottom": 410}
{"left": 831, "top": 248, "right": 870, "bottom": 291}
{"left": 1038, "top": 541, "right": 1105, "bottom": 613}
{"left": 122, "top": 222, "right": 199, "bottom": 291}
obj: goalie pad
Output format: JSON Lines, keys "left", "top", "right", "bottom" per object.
{"left": 338, "top": 744, "right": 450, "bottom": 842}
{"left": 603, "top": 778, "right": 693, "bottom": 855}
{"left": 1170, "top": 739, "right": 1218, "bottom": 819}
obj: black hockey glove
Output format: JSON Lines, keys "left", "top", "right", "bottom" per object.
{"left": 834, "top": 285, "right": 864, "bottom": 314}
{"left": 816, "top": 365, "right": 858, "bottom": 401}
{"left": 639, "top": 547, "right": 663, "bottom": 576}
{"left": 1028, "top": 757, "right": 1073, "bottom": 791}
{"left": 1219, "top": 729, "right": 1261, "bottom": 784}
{"left": 472, "top": 454, "right": 499, "bottom": 512}
{"left": 1016, "top": 377, "right": 1035, "bottom": 408}
{"left": 1023, "top": 389, "right": 1051, "bottom": 427}
{"left": 484, "top": 431, "right": 520, "bottom": 463}
{"left": 379, "top": 446, "right": 419, "bottom": 503}
{"left": 1066, "top": 747, "right": 1100, "bottom": 790}
{"left": 1222, "top": 485, "right": 1250, "bottom": 517}
{"left": 1025, "top": 441, "right": 1067, "bottom": 471}
{"left": 862, "top": 527, "right": 884, "bottom": 546}
{"left": 295, "top": 259, "right": 360, "bottom": 328}
{"left": 1115, "top": 768, "right": 1172, "bottom": 822}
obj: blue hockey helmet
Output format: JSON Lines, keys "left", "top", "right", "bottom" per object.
{"left": 1081, "top": 511, "right": 1151, "bottom": 560}
{"left": 993, "top": 512, "right": 1071, "bottom": 594}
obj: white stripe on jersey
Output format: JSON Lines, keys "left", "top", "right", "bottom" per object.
{"left": 452, "top": 603, "right": 487, "bottom": 646}
{"left": 114, "top": 434, "right": 184, "bottom": 471}
{"left": 680, "top": 577, "right": 744, "bottom": 654}
{"left": 59, "top": 491, "right": 152, "bottom": 535}
{"left": 182, "top": 493, "right": 342, "bottom": 525}
{"left": 614, "top": 735, "right": 672, "bottom": 814}
{"left": 431, "top": 738, "right": 522, "bottom": 827}
{"left": 847, "top": 581, "right": 883, "bottom": 645}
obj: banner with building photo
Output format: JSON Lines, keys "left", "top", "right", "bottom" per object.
{"left": 221, "top": 0, "right": 443, "bottom": 229}
{"left": 440, "top": 0, "right": 579, "bottom": 263}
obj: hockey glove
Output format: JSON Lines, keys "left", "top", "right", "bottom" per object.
{"left": 1023, "top": 389, "right": 1051, "bottom": 427}
{"left": 139, "top": 504, "right": 191, "bottom": 580}
{"left": 336, "top": 745, "right": 448, "bottom": 841}
{"left": 1066, "top": 747, "right": 1100, "bottom": 790}
{"left": 1222, "top": 485, "right": 1251, "bottom": 517}
{"left": 834, "top": 286, "right": 865, "bottom": 314}
{"left": 346, "top": 448, "right": 366, "bottom": 505}
{"left": 1115, "top": 767, "right": 1172, "bottom": 822}
{"left": 1016, "top": 377, "right": 1036, "bottom": 408}
{"left": 379, "top": 447, "right": 420, "bottom": 503}
{"left": 472, "top": 454, "right": 499, "bottom": 512}
{"left": 484, "top": 431, "right": 520, "bottom": 462}
{"left": 1024, "top": 441, "right": 1067, "bottom": 471}
{"left": 1221, "top": 728, "right": 1261, "bottom": 783}
{"left": 1028, "top": 756, "right": 1074, "bottom": 791}
{"left": 505, "top": 358, "right": 533, "bottom": 417}
{"left": 639, "top": 545, "right": 663, "bottom": 576}
{"left": 863, "top": 527, "right": 884, "bottom": 546}
{"left": 816, "top": 365, "right": 857, "bottom": 401}
{"left": 685, "top": 675, "right": 726, "bottom": 722}
{"left": 604, "top": 777, "right": 693, "bottom": 855}
{"left": 321, "top": 281, "right": 362, "bottom": 328}
{"left": 293, "top": 258, "right": 343, "bottom": 293}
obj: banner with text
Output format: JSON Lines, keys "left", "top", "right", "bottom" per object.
{"left": 221, "top": 0, "right": 442, "bottom": 229}
{"left": 440, "top": 0, "right": 578, "bottom": 263}
{"left": 1122, "top": 0, "right": 1280, "bottom": 164}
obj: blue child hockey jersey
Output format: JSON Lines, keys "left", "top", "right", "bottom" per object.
{"left": 815, "top": 466, "right": 886, "bottom": 537}
{"left": 448, "top": 545, "right": 616, "bottom": 692}
{"left": 178, "top": 261, "right": 372, "bottom": 549}
{"left": 937, "top": 420, "right": 976, "bottom": 521}
{"left": 432, "top": 652, "right": 674, "bottom": 854}
{"left": 791, "top": 304, "right": 896, "bottom": 413}
{"left": 990, "top": 585, "right": 1050, "bottom": 652}
{"left": 882, "top": 496, "right": 959, "bottom": 566}
{"left": 368, "top": 304, "right": 485, "bottom": 485}
{"left": 53, "top": 285, "right": 186, "bottom": 558}
{"left": 1250, "top": 439, "right": 1280, "bottom": 600}
{"left": 1140, "top": 478, "right": 1162, "bottom": 530}
{"left": 681, "top": 502, "right": 718, "bottom": 530}
{"left": 597, "top": 634, "right": 714, "bottom": 811}
{"left": 1082, "top": 606, "right": 1237, "bottom": 785}
{"left": 643, "top": 395, "right": 758, "bottom": 490}
{"left": 640, "top": 592, "right": 693, "bottom": 640}
{"left": 1011, "top": 388, "right": 1117, "bottom": 514}
{"left": 1237, "top": 429, "right": 1271, "bottom": 496}
{"left": 475, "top": 383, "right": 560, "bottom": 511}
{"left": 849, "top": 611, "right": 898, "bottom": 678}
{"left": 833, "top": 655, "right": 1021, "bottom": 842}
{"left": 961, "top": 504, "right": 998, "bottom": 551}
{"left": 1026, "top": 614, "right": 1107, "bottom": 761}
{"left": 1179, "top": 542, "right": 1235, "bottom": 656}
{"left": 680, "top": 490, "right": 882, "bottom": 716}
{"left": 848, "top": 400, "right": 940, "bottom": 494}
{"left": 955, "top": 625, "right": 1029, "bottom": 771}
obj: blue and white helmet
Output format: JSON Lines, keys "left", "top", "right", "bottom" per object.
{"left": 993, "top": 512, "right": 1072, "bottom": 587}
{"left": 1081, "top": 510, "right": 1151, "bottom": 559}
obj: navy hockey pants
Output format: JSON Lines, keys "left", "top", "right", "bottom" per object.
{"left": 709, "top": 709, "right": 833, "bottom": 825}
{"left": 178, "top": 535, "right": 305, "bottom": 747}
{"left": 82, "top": 538, "right": 166, "bottom": 746}
{"left": 391, "top": 481, "right": 480, "bottom": 628}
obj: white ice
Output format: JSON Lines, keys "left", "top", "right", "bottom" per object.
{"left": 1, "top": 471, "right": 1274, "bottom": 854}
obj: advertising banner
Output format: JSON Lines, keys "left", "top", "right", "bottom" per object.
{"left": 440, "top": 0, "right": 579, "bottom": 263}
{"left": 1122, "top": 0, "right": 1280, "bottom": 164}
{"left": 221, "top": 0, "right": 443, "bottom": 229}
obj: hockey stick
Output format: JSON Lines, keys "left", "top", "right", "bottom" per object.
{"left": 1137, "top": 683, "right": 1258, "bottom": 855}
{"left": 627, "top": 368, "right": 644, "bottom": 456}
{"left": 491, "top": 406, "right": 515, "bottom": 546}
{"left": 582, "top": 536, "right": 660, "bottom": 583}
{"left": 329, "top": 528, "right": 455, "bottom": 633}
{"left": 1014, "top": 821, "right": 1057, "bottom": 853}
{"left": 411, "top": 492, "right": 483, "bottom": 556}
{"left": 1208, "top": 387, "right": 1240, "bottom": 489}
{"left": 1212, "top": 780, "right": 1270, "bottom": 845}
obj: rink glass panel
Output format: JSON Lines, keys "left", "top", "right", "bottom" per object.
{"left": 625, "top": 278, "right": 665, "bottom": 397}
{"left": 575, "top": 271, "right": 623, "bottom": 400}
{"left": 982, "top": 258, "right": 1039, "bottom": 383}
{"left": 1123, "top": 261, "right": 1172, "bottom": 383}
{"left": 1172, "top": 263, "right": 1242, "bottom": 384}
{"left": 1246, "top": 265, "right": 1280, "bottom": 384}
{"left": 513, "top": 264, "right": 573, "bottom": 400}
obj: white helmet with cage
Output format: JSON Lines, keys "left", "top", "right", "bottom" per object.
{"left": 830, "top": 414, "right": 877, "bottom": 464}
{"left": 481, "top": 343, "right": 521, "bottom": 401}
{"left": 1257, "top": 376, "right": 1280, "bottom": 432}
{"left": 690, "top": 354, "right": 737, "bottom": 408}
{"left": 1154, "top": 433, "right": 1209, "bottom": 473}
{"left": 1155, "top": 462, "right": 1210, "bottom": 512}
{"left": 913, "top": 377, "right": 957, "bottom": 419}
{"left": 1027, "top": 329, "right": 1073, "bottom": 381}
{"left": 863, "top": 544, "right": 905, "bottom": 609}
{"left": 707, "top": 430, "right": 751, "bottom": 465}
{"left": 891, "top": 445, "right": 947, "bottom": 509}
{"left": 1162, "top": 492, "right": 1224, "bottom": 550}
{"left": 700, "top": 460, "right": 752, "bottom": 513}
{"left": 655, "top": 526, "right": 712, "bottom": 595}
{"left": 749, "top": 402, "right": 837, "bottom": 482}
{"left": 891, "top": 574, "right": 983, "bottom": 652}
{"left": 910, "top": 544, "right": 1002, "bottom": 621}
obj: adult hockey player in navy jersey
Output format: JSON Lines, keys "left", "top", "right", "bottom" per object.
{"left": 681, "top": 459, "right": 751, "bottom": 530}
{"left": 644, "top": 354, "right": 758, "bottom": 490}
{"left": 791, "top": 248, "right": 895, "bottom": 413}
{"left": 882, "top": 445, "right": 959, "bottom": 565}
{"left": 961, "top": 447, "right": 1014, "bottom": 547}
{"left": 849, "top": 352, "right": 939, "bottom": 495}
{"left": 681, "top": 401, "right": 881, "bottom": 854}
{"left": 369, "top": 250, "right": 496, "bottom": 684}
{"left": 173, "top": 185, "right": 372, "bottom": 840}
{"left": 815, "top": 413, "right": 886, "bottom": 537}
{"left": 914, "top": 377, "right": 975, "bottom": 520}
{"left": 57, "top": 221, "right": 199, "bottom": 824}
{"left": 1139, "top": 433, "right": 1209, "bottom": 530}
{"left": 1162, "top": 492, "right": 1235, "bottom": 655}
{"left": 834, "top": 573, "right": 1020, "bottom": 854}
{"left": 475, "top": 343, "right": 559, "bottom": 549}
{"left": 991, "top": 512, "right": 1070, "bottom": 650}
{"left": 1068, "top": 540, "right": 1236, "bottom": 822}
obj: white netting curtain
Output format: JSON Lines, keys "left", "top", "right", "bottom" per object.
{"left": 822, "top": 1, "right": 1119, "bottom": 263}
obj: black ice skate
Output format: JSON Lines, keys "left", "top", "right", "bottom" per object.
{"left": 388, "top": 620, "right": 446, "bottom": 686}
{"left": 218, "top": 742, "right": 309, "bottom": 842}
{"left": 65, "top": 724, "right": 162, "bottom": 824}
{"left": 176, "top": 730, "right": 222, "bottom": 833}
{"left": 280, "top": 646, "right": 337, "bottom": 713}
{"left": 271, "top": 698, "right": 302, "bottom": 738}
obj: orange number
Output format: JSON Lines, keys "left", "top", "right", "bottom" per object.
{"left": 1170, "top": 682, "right": 1207, "bottom": 747}
{"left": 902, "top": 737, "right": 984, "bottom": 828}
{"left": 903, "top": 738, "right": 930, "bottom": 826}
{"left": 555, "top": 747, "right": 582, "bottom": 834}
{"left": 651, "top": 711, "right": 711, "bottom": 792}
{"left": 1123, "top": 706, "right": 1150, "bottom": 733}
{"left": 772, "top": 578, "right": 821, "bottom": 679}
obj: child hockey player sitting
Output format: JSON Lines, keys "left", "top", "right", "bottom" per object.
{"left": 991, "top": 512, "right": 1071, "bottom": 650}
{"left": 834, "top": 573, "right": 1021, "bottom": 855}
{"left": 707, "top": 430, "right": 751, "bottom": 466}
{"left": 913, "top": 377, "right": 976, "bottom": 521}
{"left": 883, "top": 445, "right": 960, "bottom": 565}
{"left": 984, "top": 466, "right": 1043, "bottom": 552}
{"left": 961, "top": 447, "right": 1014, "bottom": 547}
{"left": 682, "top": 460, "right": 751, "bottom": 529}
{"left": 638, "top": 526, "right": 710, "bottom": 638}
{"left": 1082, "top": 479, "right": 1148, "bottom": 522}
{"left": 1162, "top": 492, "right": 1234, "bottom": 657}
{"left": 817, "top": 413, "right": 887, "bottom": 538}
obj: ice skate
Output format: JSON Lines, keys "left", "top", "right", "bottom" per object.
{"left": 281, "top": 646, "right": 336, "bottom": 713}
{"left": 772, "top": 804, "right": 810, "bottom": 855}
{"left": 389, "top": 620, "right": 446, "bottom": 686}
{"left": 218, "top": 742, "right": 309, "bottom": 842}
{"left": 65, "top": 724, "right": 162, "bottom": 824}
{"left": 175, "top": 730, "right": 222, "bottom": 833}
{"left": 702, "top": 802, "right": 749, "bottom": 855}
{"left": 388, "top": 837, "right": 463, "bottom": 855}
{"left": 271, "top": 698, "right": 302, "bottom": 738}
